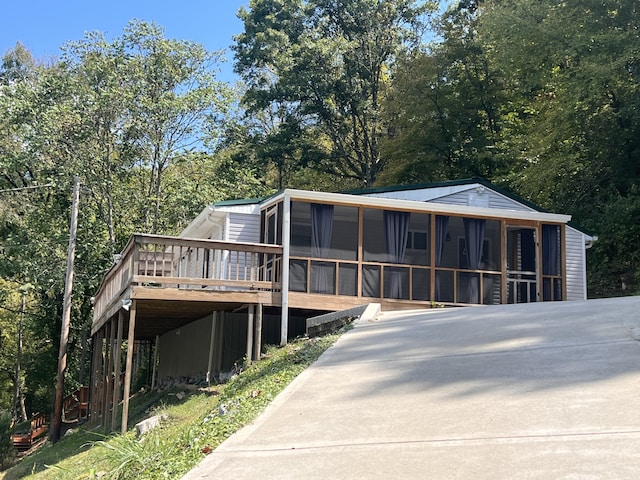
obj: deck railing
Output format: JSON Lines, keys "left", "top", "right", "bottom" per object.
{"left": 93, "top": 234, "right": 283, "bottom": 323}
{"left": 288, "top": 255, "right": 503, "bottom": 305}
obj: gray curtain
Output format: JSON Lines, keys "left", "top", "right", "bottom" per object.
{"left": 542, "top": 224, "right": 560, "bottom": 300}
{"left": 463, "top": 218, "right": 485, "bottom": 303}
{"left": 542, "top": 225, "right": 559, "bottom": 276}
{"left": 435, "top": 215, "right": 449, "bottom": 301}
{"left": 384, "top": 210, "right": 410, "bottom": 299}
{"left": 311, "top": 203, "right": 334, "bottom": 294}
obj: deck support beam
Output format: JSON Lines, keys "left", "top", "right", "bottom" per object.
{"left": 280, "top": 196, "right": 291, "bottom": 346}
{"left": 246, "top": 305, "right": 255, "bottom": 364}
{"left": 151, "top": 335, "right": 159, "bottom": 390}
{"left": 89, "top": 329, "right": 103, "bottom": 423}
{"left": 206, "top": 312, "right": 218, "bottom": 386}
{"left": 102, "top": 320, "right": 113, "bottom": 431}
{"left": 215, "top": 312, "right": 225, "bottom": 373}
{"left": 111, "top": 311, "right": 123, "bottom": 431}
{"left": 121, "top": 300, "right": 137, "bottom": 433}
{"left": 254, "top": 303, "right": 263, "bottom": 361}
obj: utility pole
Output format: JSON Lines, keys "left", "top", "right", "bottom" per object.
{"left": 51, "top": 177, "right": 80, "bottom": 442}
{"left": 14, "top": 285, "right": 31, "bottom": 422}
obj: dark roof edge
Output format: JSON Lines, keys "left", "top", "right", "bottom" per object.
{"left": 213, "top": 197, "right": 264, "bottom": 207}
{"left": 567, "top": 220, "right": 597, "bottom": 237}
{"left": 344, "top": 177, "right": 595, "bottom": 236}
{"left": 343, "top": 177, "right": 550, "bottom": 213}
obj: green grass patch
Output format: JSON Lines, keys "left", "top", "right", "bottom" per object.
{"left": 0, "top": 333, "right": 340, "bottom": 480}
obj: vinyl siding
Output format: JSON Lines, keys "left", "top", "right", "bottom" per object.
{"left": 369, "top": 184, "right": 537, "bottom": 212}
{"left": 432, "top": 188, "right": 536, "bottom": 212}
{"left": 565, "top": 227, "right": 587, "bottom": 300}
{"left": 223, "top": 212, "right": 261, "bottom": 281}
{"left": 226, "top": 212, "right": 260, "bottom": 243}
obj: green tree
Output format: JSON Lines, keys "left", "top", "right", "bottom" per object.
{"left": 474, "top": 0, "right": 640, "bottom": 295}
{"left": 120, "top": 21, "right": 233, "bottom": 233}
{"left": 0, "top": 23, "right": 240, "bottom": 415}
{"left": 381, "top": 2, "right": 505, "bottom": 184}
{"left": 234, "top": 0, "right": 435, "bottom": 188}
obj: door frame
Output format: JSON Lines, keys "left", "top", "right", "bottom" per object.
{"left": 504, "top": 222, "right": 541, "bottom": 303}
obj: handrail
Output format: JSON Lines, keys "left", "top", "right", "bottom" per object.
{"left": 92, "top": 234, "right": 284, "bottom": 324}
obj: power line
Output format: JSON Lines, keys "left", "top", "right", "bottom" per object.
{"left": 0, "top": 183, "right": 54, "bottom": 194}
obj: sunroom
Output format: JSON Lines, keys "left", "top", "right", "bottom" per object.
{"left": 263, "top": 190, "right": 569, "bottom": 326}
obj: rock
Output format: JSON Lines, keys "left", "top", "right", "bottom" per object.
{"left": 135, "top": 413, "right": 169, "bottom": 435}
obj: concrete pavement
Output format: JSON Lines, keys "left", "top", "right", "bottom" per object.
{"left": 182, "top": 297, "right": 640, "bottom": 479}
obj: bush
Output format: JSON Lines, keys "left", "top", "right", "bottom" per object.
{"left": 0, "top": 411, "right": 16, "bottom": 469}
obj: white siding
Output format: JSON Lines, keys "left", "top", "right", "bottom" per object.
{"left": 225, "top": 212, "right": 260, "bottom": 243}
{"left": 363, "top": 184, "right": 472, "bottom": 202}
{"left": 221, "top": 212, "right": 261, "bottom": 282}
{"left": 565, "top": 227, "right": 587, "bottom": 300}
{"left": 432, "top": 188, "right": 536, "bottom": 212}
{"left": 369, "top": 184, "right": 537, "bottom": 213}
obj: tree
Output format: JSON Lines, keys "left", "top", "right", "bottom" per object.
{"left": 234, "top": 0, "right": 435, "bottom": 188}
{"left": 0, "top": 280, "right": 34, "bottom": 421}
{"left": 119, "top": 21, "right": 233, "bottom": 233}
{"left": 0, "top": 24, "right": 239, "bottom": 416}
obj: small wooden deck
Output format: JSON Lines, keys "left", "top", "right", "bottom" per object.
{"left": 92, "top": 234, "right": 284, "bottom": 337}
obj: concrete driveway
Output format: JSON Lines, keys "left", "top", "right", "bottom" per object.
{"left": 182, "top": 297, "right": 640, "bottom": 479}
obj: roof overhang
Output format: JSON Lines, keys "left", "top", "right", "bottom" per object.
{"left": 180, "top": 202, "right": 261, "bottom": 238}
{"left": 262, "top": 189, "right": 572, "bottom": 224}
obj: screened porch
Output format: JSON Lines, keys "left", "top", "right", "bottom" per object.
{"left": 264, "top": 196, "right": 565, "bottom": 308}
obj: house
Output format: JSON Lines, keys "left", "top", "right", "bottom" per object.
{"left": 89, "top": 178, "right": 595, "bottom": 432}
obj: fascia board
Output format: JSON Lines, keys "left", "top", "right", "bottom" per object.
{"left": 274, "top": 189, "right": 572, "bottom": 224}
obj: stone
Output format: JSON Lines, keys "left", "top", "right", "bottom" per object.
{"left": 135, "top": 413, "right": 169, "bottom": 435}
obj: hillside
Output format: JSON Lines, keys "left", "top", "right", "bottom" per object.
{"left": 0, "top": 334, "right": 339, "bottom": 480}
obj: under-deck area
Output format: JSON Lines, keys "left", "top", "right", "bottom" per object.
{"left": 90, "top": 233, "right": 286, "bottom": 433}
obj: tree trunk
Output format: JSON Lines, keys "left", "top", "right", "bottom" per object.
{"left": 13, "top": 293, "right": 27, "bottom": 422}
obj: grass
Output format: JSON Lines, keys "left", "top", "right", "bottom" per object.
{"left": 0, "top": 332, "right": 341, "bottom": 480}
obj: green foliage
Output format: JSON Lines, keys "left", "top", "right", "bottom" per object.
{"left": 586, "top": 189, "right": 640, "bottom": 297}
{"left": 0, "top": 411, "right": 16, "bottom": 469}
{"left": 0, "top": 22, "right": 243, "bottom": 422}
{"left": 381, "top": 3, "right": 507, "bottom": 184}
{"left": 1, "top": 334, "right": 339, "bottom": 479}
{"left": 234, "top": 0, "right": 436, "bottom": 188}
{"left": 475, "top": 0, "right": 640, "bottom": 295}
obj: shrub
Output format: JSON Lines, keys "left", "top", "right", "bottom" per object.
{"left": 0, "top": 411, "right": 16, "bottom": 469}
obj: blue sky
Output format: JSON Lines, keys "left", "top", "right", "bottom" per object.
{"left": 0, "top": 0, "right": 249, "bottom": 82}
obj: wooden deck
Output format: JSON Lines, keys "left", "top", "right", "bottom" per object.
{"left": 92, "top": 234, "right": 283, "bottom": 337}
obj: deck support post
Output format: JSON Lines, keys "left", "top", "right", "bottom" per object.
{"left": 215, "top": 312, "right": 225, "bottom": 372}
{"left": 151, "top": 335, "right": 159, "bottom": 390}
{"left": 280, "top": 195, "right": 291, "bottom": 346}
{"left": 121, "top": 300, "right": 137, "bottom": 433}
{"left": 102, "top": 320, "right": 113, "bottom": 431}
{"left": 111, "top": 311, "right": 123, "bottom": 431}
{"left": 206, "top": 312, "right": 218, "bottom": 386}
{"left": 89, "top": 330, "right": 102, "bottom": 423}
{"left": 94, "top": 329, "right": 105, "bottom": 423}
{"left": 254, "top": 303, "right": 263, "bottom": 361}
{"left": 246, "top": 305, "right": 255, "bottom": 364}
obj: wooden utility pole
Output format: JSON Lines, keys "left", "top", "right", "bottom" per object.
{"left": 51, "top": 177, "right": 80, "bottom": 442}
{"left": 13, "top": 287, "right": 29, "bottom": 422}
